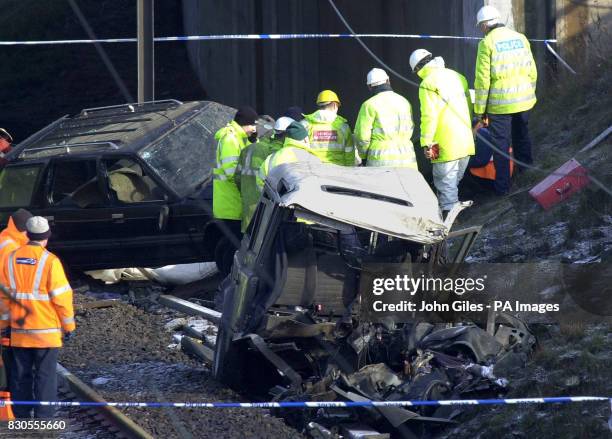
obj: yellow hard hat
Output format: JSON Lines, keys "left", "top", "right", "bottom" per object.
{"left": 316, "top": 90, "right": 340, "bottom": 105}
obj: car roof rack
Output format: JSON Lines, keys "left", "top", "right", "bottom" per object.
{"left": 80, "top": 99, "right": 184, "bottom": 116}
{"left": 19, "top": 141, "right": 120, "bottom": 159}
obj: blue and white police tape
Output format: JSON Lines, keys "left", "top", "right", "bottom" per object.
{"left": 2, "top": 396, "right": 609, "bottom": 409}
{"left": 0, "top": 33, "right": 558, "bottom": 46}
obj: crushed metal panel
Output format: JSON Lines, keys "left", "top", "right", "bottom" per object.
{"left": 266, "top": 163, "right": 447, "bottom": 244}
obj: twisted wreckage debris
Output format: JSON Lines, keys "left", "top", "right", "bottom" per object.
{"left": 212, "top": 164, "right": 536, "bottom": 437}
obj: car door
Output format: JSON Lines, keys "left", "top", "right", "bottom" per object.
{"left": 42, "top": 157, "right": 123, "bottom": 269}
{"left": 100, "top": 155, "right": 205, "bottom": 267}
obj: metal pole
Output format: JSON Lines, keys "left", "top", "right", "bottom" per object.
{"left": 137, "top": 0, "right": 154, "bottom": 102}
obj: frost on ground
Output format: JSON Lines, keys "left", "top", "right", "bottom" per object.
{"left": 450, "top": 49, "right": 612, "bottom": 439}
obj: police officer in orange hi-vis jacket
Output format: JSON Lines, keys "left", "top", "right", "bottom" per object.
{"left": 0, "top": 216, "right": 75, "bottom": 418}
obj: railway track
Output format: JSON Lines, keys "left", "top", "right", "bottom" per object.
{"left": 55, "top": 364, "right": 154, "bottom": 439}
{"left": 0, "top": 364, "right": 154, "bottom": 439}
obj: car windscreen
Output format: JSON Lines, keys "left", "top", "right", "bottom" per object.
{"left": 139, "top": 110, "right": 222, "bottom": 197}
{"left": 0, "top": 165, "right": 42, "bottom": 208}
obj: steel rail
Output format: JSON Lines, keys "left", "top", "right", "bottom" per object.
{"left": 56, "top": 363, "right": 154, "bottom": 439}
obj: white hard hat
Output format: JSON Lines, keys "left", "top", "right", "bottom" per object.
{"left": 476, "top": 5, "right": 501, "bottom": 25}
{"left": 274, "top": 116, "right": 294, "bottom": 132}
{"left": 366, "top": 68, "right": 389, "bottom": 86}
{"left": 409, "top": 49, "right": 433, "bottom": 72}
{"left": 26, "top": 216, "right": 51, "bottom": 240}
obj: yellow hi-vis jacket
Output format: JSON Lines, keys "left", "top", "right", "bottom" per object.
{"left": 303, "top": 110, "right": 356, "bottom": 166}
{"left": 235, "top": 136, "right": 283, "bottom": 231}
{"left": 474, "top": 26, "right": 537, "bottom": 115}
{"left": 213, "top": 120, "right": 250, "bottom": 220}
{"left": 256, "top": 138, "right": 320, "bottom": 191}
{"left": 354, "top": 90, "right": 417, "bottom": 169}
{"left": 417, "top": 59, "right": 475, "bottom": 163}
{"left": 0, "top": 243, "right": 75, "bottom": 348}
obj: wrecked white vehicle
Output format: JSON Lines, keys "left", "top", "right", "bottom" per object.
{"left": 214, "top": 163, "right": 534, "bottom": 438}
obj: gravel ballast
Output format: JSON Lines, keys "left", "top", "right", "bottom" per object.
{"left": 59, "top": 294, "right": 303, "bottom": 438}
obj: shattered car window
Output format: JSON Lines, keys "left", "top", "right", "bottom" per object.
{"left": 104, "top": 157, "right": 164, "bottom": 203}
{"left": 139, "top": 114, "right": 216, "bottom": 197}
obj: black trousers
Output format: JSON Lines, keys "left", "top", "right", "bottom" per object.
{"left": 487, "top": 111, "right": 533, "bottom": 195}
{"left": 10, "top": 347, "right": 59, "bottom": 418}
{"left": 1, "top": 347, "right": 14, "bottom": 389}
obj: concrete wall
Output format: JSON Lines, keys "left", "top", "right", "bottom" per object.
{"left": 181, "top": 0, "right": 486, "bottom": 123}
{"left": 181, "top": 1, "right": 612, "bottom": 122}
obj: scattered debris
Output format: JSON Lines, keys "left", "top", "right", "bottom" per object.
{"left": 91, "top": 377, "right": 111, "bottom": 387}
{"left": 165, "top": 317, "right": 189, "bottom": 331}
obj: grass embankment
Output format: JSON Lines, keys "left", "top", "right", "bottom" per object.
{"left": 447, "top": 46, "right": 612, "bottom": 439}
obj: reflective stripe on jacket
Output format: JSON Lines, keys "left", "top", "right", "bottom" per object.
{"left": 236, "top": 136, "right": 283, "bottom": 231}
{"left": 417, "top": 61, "right": 475, "bottom": 163}
{"left": 1, "top": 244, "right": 75, "bottom": 348}
{"left": 353, "top": 91, "right": 417, "bottom": 169}
{"left": 474, "top": 26, "right": 537, "bottom": 115}
{"left": 213, "top": 120, "right": 250, "bottom": 220}
{"left": 303, "top": 110, "right": 355, "bottom": 166}
{"left": 257, "top": 138, "right": 321, "bottom": 191}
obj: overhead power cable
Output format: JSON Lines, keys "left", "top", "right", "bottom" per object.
{"left": 68, "top": 0, "right": 133, "bottom": 103}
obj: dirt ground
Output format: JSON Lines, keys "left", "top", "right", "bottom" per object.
{"left": 59, "top": 293, "right": 303, "bottom": 439}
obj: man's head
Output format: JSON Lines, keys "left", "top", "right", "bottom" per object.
{"left": 273, "top": 116, "right": 294, "bottom": 139}
{"left": 316, "top": 90, "right": 340, "bottom": 114}
{"left": 366, "top": 68, "right": 390, "bottom": 91}
{"left": 476, "top": 5, "right": 501, "bottom": 34}
{"left": 234, "top": 106, "right": 259, "bottom": 137}
{"left": 26, "top": 216, "right": 51, "bottom": 246}
{"left": 409, "top": 49, "right": 434, "bottom": 74}
{"left": 0, "top": 128, "right": 13, "bottom": 154}
{"left": 284, "top": 106, "right": 304, "bottom": 122}
{"left": 11, "top": 209, "right": 33, "bottom": 236}
{"left": 285, "top": 121, "right": 309, "bottom": 143}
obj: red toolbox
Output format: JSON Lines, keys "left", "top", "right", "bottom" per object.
{"left": 529, "top": 159, "right": 590, "bottom": 209}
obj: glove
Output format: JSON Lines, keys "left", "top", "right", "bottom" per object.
{"left": 63, "top": 332, "right": 75, "bottom": 343}
{"left": 430, "top": 144, "right": 440, "bottom": 160}
{"left": 424, "top": 144, "right": 440, "bottom": 160}
{"left": 476, "top": 114, "right": 489, "bottom": 126}
{"left": 0, "top": 327, "right": 10, "bottom": 339}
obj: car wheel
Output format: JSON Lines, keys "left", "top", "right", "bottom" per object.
{"left": 214, "top": 237, "right": 236, "bottom": 275}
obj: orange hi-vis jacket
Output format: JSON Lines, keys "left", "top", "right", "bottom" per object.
{"left": 0, "top": 218, "right": 28, "bottom": 347}
{"left": 0, "top": 218, "right": 28, "bottom": 265}
{"left": 0, "top": 243, "right": 75, "bottom": 348}
{"left": 469, "top": 146, "right": 515, "bottom": 180}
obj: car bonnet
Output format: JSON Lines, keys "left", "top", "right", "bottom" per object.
{"left": 265, "top": 162, "right": 448, "bottom": 244}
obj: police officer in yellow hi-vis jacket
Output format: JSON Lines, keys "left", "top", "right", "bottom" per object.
{"left": 213, "top": 106, "right": 259, "bottom": 221}
{"left": 410, "top": 49, "right": 475, "bottom": 216}
{"left": 354, "top": 68, "right": 417, "bottom": 170}
{"left": 212, "top": 106, "right": 258, "bottom": 273}
{"left": 474, "top": 5, "right": 537, "bottom": 195}
{"left": 0, "top": 217, "right": 75, "bottom": 418}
